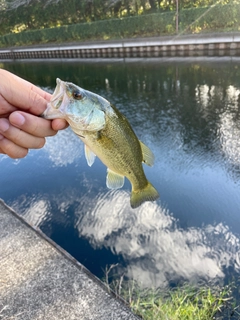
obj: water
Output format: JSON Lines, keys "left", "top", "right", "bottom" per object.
{"left": 1, "top": 59, "right": 240, "bottom": 294}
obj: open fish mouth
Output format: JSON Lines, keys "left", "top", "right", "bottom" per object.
{"left": 51, "top": 78, "right": 66, "bottom": 109}
{"left": 42, "top": 78, "right": 67, "bottom": 119}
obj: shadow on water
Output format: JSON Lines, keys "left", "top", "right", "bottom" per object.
{"left": 1, "top": 59, "right": 240, "bottom": 303}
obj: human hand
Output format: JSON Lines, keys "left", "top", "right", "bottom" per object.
{"left": 0, "top": 69, "right": 68, "bottom": 158}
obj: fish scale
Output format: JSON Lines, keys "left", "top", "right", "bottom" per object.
{"left": 83, "top": 106, "right": 146, "bottom": 191}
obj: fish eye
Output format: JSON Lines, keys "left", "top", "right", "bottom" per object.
{"left": 73, "top": 91, "right": 82, "bottom": 100}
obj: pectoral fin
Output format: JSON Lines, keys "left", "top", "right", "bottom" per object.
{"left": 140, "top": 141, "right": 155, "bottom": 166}
{"left": 106, "top": 169, "right": 125, "bottom": 189}
{"left": 84, "top": 145, "right": 96, "bottom": 167}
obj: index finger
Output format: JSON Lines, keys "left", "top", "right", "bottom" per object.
{"left": 0, "top": 69, "right": 52, "bottom": 116}
{"left": 9, "top": 111, "right": 57, "bottom": 137}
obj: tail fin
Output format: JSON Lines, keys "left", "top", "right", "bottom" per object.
{"left": 130, "top": 182, "right": 159, "bottom": 209}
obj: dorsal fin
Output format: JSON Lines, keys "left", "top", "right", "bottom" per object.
{"left": 140, "top": 141, "right": 154, "bottom": 167}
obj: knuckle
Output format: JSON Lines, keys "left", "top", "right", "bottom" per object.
{"left": 29, "top": 89, "right": 42, "bottom": 108}
{"left": 31, "top": 122, "right": 40, "bottom": 136}
{"left": 0, "top": 118, "right": 10, "bottom": 133}
{"left": 49, "top": 130, "right": 57, "bottom": 137}
{"left": 36, "top": 138, "right": 46, "bottom": 149}
{"left": 0, "top": 139, "right": 28, "bottom": 159}
{"left": 13, "top": 130, "right": 25, "bottom": 146}
{"left": 28, "top": 88, "right": 46, "bottom": 115}
{"left": 13, "top": 149, "right": 28, "bottom": 159}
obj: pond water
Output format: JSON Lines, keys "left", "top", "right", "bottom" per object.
{"left": 1, "top": 59, "right": 240, "bottom": 294}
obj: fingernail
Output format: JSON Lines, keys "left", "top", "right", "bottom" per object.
{"left": 10, "top": 112, "right": 25, "bottom": 126}
{"left": 0, "top": 119, "right": 9, "bottom": 133}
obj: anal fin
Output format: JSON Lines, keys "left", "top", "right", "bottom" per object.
{"left": 106, "top": 169, "right": 125, "bottom": 189}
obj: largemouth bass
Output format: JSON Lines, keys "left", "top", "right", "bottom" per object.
{"left": 42, "top": 78, "right": 159, "bottom": 208}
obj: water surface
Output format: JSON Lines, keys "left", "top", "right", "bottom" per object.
{"left": 1, "top": 58, "right": 240, "bottom": 291}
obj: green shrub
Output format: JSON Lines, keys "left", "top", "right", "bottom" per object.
{"left": 0, "top": 3, "right": 239, "bottom": 48}
{"left": 179, "top": 3, "right": 240, "bottom": 32}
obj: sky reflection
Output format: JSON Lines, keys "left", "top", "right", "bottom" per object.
{"left": 44, "top": 127, "right": 83, "bottom": 166}
{"left": 75, "top": 190, "right": 240, "bottom": 288}
{"left": 1, "top": 60, "right": 240, "bottom": 291}
{"left": 17, "top": 188, "right": 240, "bottom": 289}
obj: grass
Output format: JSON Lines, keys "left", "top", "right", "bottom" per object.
{"left": 104, "top": 265, "right": 240, "bottom": 320}
{"left": 128, "top": 285, "right": 237, "bottom": 320}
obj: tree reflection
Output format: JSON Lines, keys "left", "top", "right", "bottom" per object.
{"left": 4, "top": 58, "right": 240, "bottom": 170}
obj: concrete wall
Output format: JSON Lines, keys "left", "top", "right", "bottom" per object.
{"left": 0, "top": 199, "right": 140, "bottom": 320}
{"left": 1, "top": 33, "right": 240, "bottom": 60}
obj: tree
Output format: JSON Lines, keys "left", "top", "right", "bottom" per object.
{"left": 148, "top": 0, "right": 156, "bottom": 11}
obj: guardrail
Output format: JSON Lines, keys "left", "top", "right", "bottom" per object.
{"left": 1, "top": 33, "right": 240, "bottom": 59}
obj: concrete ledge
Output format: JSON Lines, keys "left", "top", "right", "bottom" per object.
{"left": 0, "top": 199, "right": 139, "bottom": 320}
{"left": 1, "top": 32, "right": 240, "bottom": 59}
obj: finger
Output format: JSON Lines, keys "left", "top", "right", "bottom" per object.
{"left": 0, "top": 70, "right": 52, "bottom": 100}
{"left": 0, "top": 118, "right": 46, "bottom": 149}
{"left": 25, "top": 86, "right": 52, "bottom": 115}
{"left": 11, "top": 86, "right": 49, "bottom": 116}
{"left": 0, "top": 135, "right": 28, "bottom": 159}
{"left": 9, "top": 111, "right": 57, "bottom": 137}
{"left": 0, "top": 134, "right": 5, "bottom": 154}
{"left": 0, "top": 95, "right": 17, "bottom": 118}
{"left": 0, "top": 70, "right": 52, "bottom": 115}
{"left": 52, "top": 119, "right": 69, "bottom": 131}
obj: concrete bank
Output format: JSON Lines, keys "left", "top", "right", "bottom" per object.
{"left": 0, "top": 32, "right": 240, "bottom": 60}
{"left": 0, "top": 200, "right": 139, "bottom": 320}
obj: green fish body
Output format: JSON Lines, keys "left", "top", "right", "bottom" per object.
{"left": 42, "top": 79, "right": 159, "bottom": 208}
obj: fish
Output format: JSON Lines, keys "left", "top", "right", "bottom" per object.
{"left": 42, "top": 78, "right": 159, "bottom": 208}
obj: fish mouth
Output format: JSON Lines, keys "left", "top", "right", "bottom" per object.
{"left": 51, "top": 78, "right": 65, "bottom": 108}
{"left": 41, "top": 78, "right": 67, "bottom": 119}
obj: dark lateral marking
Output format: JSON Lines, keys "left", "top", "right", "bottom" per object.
{"left": 96, "top": 131, "right": 102, "bottom": 140}
{"left": 76, "top": 133, "right": 85, "bottom": 139}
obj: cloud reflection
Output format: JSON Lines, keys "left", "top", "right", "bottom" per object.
{"left": 24, "top": 199, "right": 50, "bottom": 227}
{"left": 11, "top": 184, "right": 240, "bottom": 289}
{"left": 75, "top": 190, "right": 240, "bottom": 288}
{"left": 44, "top": 128, "right": 83, "bottom": 166}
